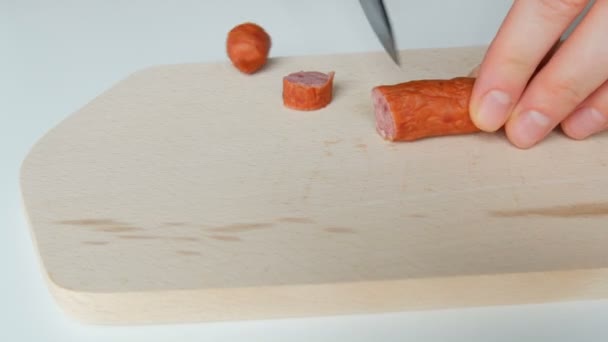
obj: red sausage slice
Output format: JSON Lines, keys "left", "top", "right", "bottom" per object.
{"left": 282, "top": 71, "right": 335, "bottom": 111}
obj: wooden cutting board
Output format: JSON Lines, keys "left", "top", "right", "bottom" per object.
{"left": 20, "top": 46, "right": 608, "bottom": 325}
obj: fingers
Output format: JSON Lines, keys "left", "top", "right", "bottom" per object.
{"left": 535, "top": 39, "right": 564, "bottom": 76}
{"left": 470, "top": 0, "right": 590, "bottom": 132}
{"left": 504, "top": 0, "right": 608, "bottom": 148}
{"left": 467, "top": 40, "right": 563, "bottom": 79}
{"left": 561, "top": 80, "right": 608, "bottom": 140}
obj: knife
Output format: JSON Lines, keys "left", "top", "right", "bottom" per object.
{"left": 359, "top": 0, "right": 400, "bottom": 65}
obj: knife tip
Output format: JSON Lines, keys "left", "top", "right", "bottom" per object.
{"left": 388, "top": 50, "right": 400, "bottom": 66}
{"left": 392, "top": 55, "right": 401, "bottom": 66}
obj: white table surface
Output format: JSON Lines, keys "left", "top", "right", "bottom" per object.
{"left": 3, "top": 1, "right": 608, "bottom": 341}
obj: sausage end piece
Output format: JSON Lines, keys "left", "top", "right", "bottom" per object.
{"left": 226, "top": 22, "right": 271, "bottom": 74}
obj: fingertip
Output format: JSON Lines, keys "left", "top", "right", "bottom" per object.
{"left": 505, "top": 109, "right": 554, "bottom": 149}
{"left": 561, "top": 107, "right": 608, "bottom": 140}
{"left": 504, "top": 120, "right": 536, "bottom": 149}
{"left": 560, "top": 121, "right": 587, "bottom": 140}
{"left": 470, "top": 89, "right": 513, "bottom": 132}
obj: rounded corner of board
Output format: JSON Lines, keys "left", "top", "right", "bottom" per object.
{"left": 44, "top": 278, "right": 113, "bottom": 325}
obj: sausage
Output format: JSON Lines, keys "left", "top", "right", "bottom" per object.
{"left": 372, "top": 77, "right": 480, "bottom": 141}
{"left": 282, "top": 71, "right": 335, "bottom": 111}
{"left": 226, "top": 22, "right": 271, "bottom": 74}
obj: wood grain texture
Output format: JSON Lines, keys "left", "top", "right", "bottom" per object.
{"left": 19, "top": 46, "right": 608, "bottom": 325}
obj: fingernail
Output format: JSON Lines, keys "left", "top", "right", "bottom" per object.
{"left": 510, "top": 110, "right": 552, "bottom": 148}
{"left": 475, "top": 90, "right": 512, "bottom": 131}
{"left": 567, "top": 107, "right": 607, "bottom": 139}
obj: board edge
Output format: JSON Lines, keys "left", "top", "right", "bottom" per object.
{"left": 46, "top": 267, "right": 608, "bottom": 325}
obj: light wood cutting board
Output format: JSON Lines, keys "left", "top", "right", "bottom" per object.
{"left": 20, "top": 46, "right": 608, "bottom": 325}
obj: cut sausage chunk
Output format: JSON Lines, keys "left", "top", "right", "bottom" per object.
{"left": 372, "top": 77, "right": 481, "bottom": 141}
{"left": 282, "top": 71, "right": 335, "bottom": 111}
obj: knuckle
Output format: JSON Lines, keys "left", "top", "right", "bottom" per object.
{"left": 543, "top": 76, "right": 586, "bottom": 105}
{"left": 539, "top": 0, "right": 589, "bottom": 18}
{"left": 502, "top": 54, "right": 537, "bottom": 75}
{"left": 594, "top": 82, "right": 608, "bottom": 109}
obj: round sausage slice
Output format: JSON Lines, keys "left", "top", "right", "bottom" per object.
{"left": 282, "top": 71, "right": 335, "bottom": 111}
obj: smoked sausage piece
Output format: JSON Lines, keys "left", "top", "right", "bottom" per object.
{"left": 226, "top": 22, "right": 271, "bottom": 74}
{"left": 372, "top": 77, "right": 480, "bottom": 141}
{"left": 283, "top": 71, "right": 335, "bottom": 111}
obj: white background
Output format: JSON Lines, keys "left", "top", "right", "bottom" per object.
{"left": 3, "top": 1, "right": 607, "bottom": 341}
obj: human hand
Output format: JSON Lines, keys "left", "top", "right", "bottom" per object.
{"left": 469, "top": 0, "right": 608, "bottom": 148}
